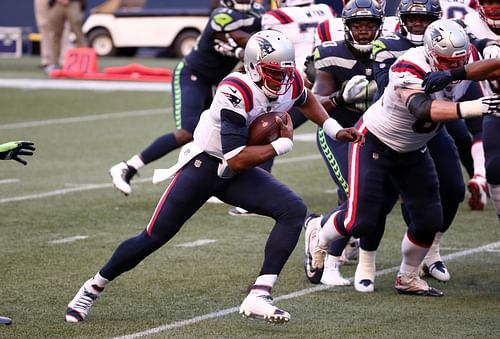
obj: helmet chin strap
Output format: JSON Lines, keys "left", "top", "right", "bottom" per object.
{"left": 407, "top": 32, "right": 424, "bottom": 45}
{"left": 351, "top": 42, "right": 373, "bottom": 53}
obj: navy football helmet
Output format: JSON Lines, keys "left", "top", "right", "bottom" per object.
{"left": 398, "top": 0, "right": 442, "bottom": 45}
{"left": 342, "top": 0, "right": 384, "bottom": 52}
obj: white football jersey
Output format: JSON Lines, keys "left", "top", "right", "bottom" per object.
{"left": 363, "top": 46, "right": 472, "bottom": 153}
{"left": 464, "top": 11, "right": 500, "bottom": 40}
{"left": 193, "top": 71, "right": 306, "bottom": 161}
{"left": 261, "top": 4, "right": 335, "bottom": 68}
{"left": 439, "top": 0, "right": 478, "bottom": 19}
{"left": 313, "top": 16, "right": 399, "bottom": 46}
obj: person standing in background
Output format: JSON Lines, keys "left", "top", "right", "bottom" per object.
{"left": 46, "top": 0, "right": 88, "bottom": 73}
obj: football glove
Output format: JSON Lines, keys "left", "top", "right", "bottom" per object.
{"left": 458, "top": 95, "right": 500, "bottom": 118}
{"left": 0, "top": 140, "right": 35, "bottom": 165}
{"left": 483, "top": 42, "right": 500, "bottom": 60}
{"left": 214, "top": 35, "right": 244, "bottom": 60}
{"left": 422, "top": 70, "right": 454, "bottom": 93}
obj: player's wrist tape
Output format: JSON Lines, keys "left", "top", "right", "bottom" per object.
{"left": 450, "top": 66, "right": 466, "bottom": 81}
{"left": 457, "top": 99, "right": 483, "bottom": 118}
{"left": 322, "top": 118, "right": 343, "bottom": 140}
{"left": 271, "top": 137, "right": 293, "bottom": 156}
{"left": 329, "top": 91, "right": 344, "bottom": 106}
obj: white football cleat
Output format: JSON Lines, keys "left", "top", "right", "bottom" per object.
{"left": 420, "top": 260, "right": 450, "bottom": 282}
{"left": 467, "top": 175, "right": 488, "bottom": 211}
{"left": 228, "top": 206, "right": 257, "bottom": 217}
{"left": 65, "top": 279, "right": 102, "bottom": 323}
{"left": 109, "top": 162, "right": 137, "bottom": 196}
{"left": 304, "top": 214, "right": 327, "bottom": 283}
{"left": 320, "top": 255, "right": 351, "bottom": 286}
{"left": 239, "top": 294, "right": 290, "bottom": 324}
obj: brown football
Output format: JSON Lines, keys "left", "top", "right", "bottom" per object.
{"left": 247, "top": 112, "right": 287, "bottom": 146}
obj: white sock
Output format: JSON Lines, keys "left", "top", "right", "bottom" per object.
{"left": 489, "top": 184, "right": 500, "bottom": 218}
{"left": 127, "top": 154, "right": 145, "bottom": 170}
{"left": 471, "top": 141, "right": 486, "bottom": 178}
{"left": 250, "top": 274, "right": 277, "bottom": 296}
{"left": 92, "top": 272, "right": 109, "bottom": 290}
{"left": 399, "top": 232, "right": 430, "bottom": 274}
{"left": 356, "top": 248, "right": 376, "bottom": 280}
{"left": 319, "top": 211, "right": 344, "bottom": 246}
{"left": 425, "top": 232, "right": 443, "bottom": 263}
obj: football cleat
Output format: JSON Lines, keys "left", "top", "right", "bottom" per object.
{"left": 239, "top": 294, "right": 290, "bottom": 324}
{"left": 395, "top": 272, "right": 444, "bottom": 297}
{"left": 420, "top": 260, "right": 450, "bottom": 282}
{"left": 467, "top": 175, "right": 488, "bottom": 211}
{"left": 109, "top": 161, "right": 137, "bottom": 196}
{"left": 320, "top": 254, "right": 351, "bottom": 286}
{"left": 0, "top": 316, "right": 12, "bottom": 325}
{"left": 228, "top": 206, "right": 257, "bottom": 217}
{"left": 339, "top": 237, "right": 360, "bottom": 264}
{"left": 304, "top": 214, "right": 327, "bottom": 284}
{"left": 65, "top": 279, "right": 102, "bottom": 323}
{"left": 354, "top": 279, "right": 374, "bottom": 293}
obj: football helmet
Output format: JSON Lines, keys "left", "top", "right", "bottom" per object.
{"left": 244, "top": 30, "right": 295, "bottom": 98}
{"left": 423, "top": 19, "right": 470, "bottom": 71}
{"left": 220, "top": 0, "right": 254, "bottom": 12}
{"left": 478, "top": 0, "right": 500, "bottom": 29}
{"left": 398, "top": 0, "right": 442, "bottom": 45}
{"left": 278, "top": 0, "right": 315, "bottom": 7}
{"left": 342, "top": 0, "right": 384, "bottom": 53}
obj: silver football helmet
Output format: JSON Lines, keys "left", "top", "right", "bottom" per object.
{"left": 220, "top": 0, "right": 254, "bottom": 12}
{"left": 423, "top": 19, "right": 470, "bottom": 71}
{"left": 244, "top": 30, "right": 296, "bottom": 98}
{"left": 278, "top": 0, "right": 315, "bottom": 7}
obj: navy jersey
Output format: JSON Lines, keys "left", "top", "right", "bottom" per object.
{"left": 184, "top": 5, "right": 263, "bottom": 84}
{"left": 313, "top": 41, "right": 374, "bottom": 127}
{"left": 371, "top": 32, "right": 415, "bottom": 101}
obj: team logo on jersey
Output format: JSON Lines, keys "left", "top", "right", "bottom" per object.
{"left": 254, "top": 37, "right": 276, "bottom": 58}
{"left": 222, "top": 90, "right": 242, "bottom": 107}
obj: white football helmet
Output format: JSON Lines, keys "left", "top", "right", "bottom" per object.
{"left": 220, "top": 0, "right": 254, "bottom": 12}
{"left": 278, "top": 0, "right": 315, "bottom": 7}
{"left": 423, "top": 19, "right": 470, "bottom": 71}
{"left": 244, "top": 30, "right": 296, "bottom": 98}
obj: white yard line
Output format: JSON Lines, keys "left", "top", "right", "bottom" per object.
{"left": 48, "top": 235, "right": 88, "bottom": 244}
{"left": 0, "top": 78, "right": 170, "bottom": 92}
{"left": 0, "top": 108, "right": 169, "bottom": 130}
{"left": 112, "top": 241, "right": 500, "bottom": 339}
{"left": 0, "top": 179, "right": 19, "bottom": 184}
{"left": 175, "top": 239, "right": 217, "bottom": 248}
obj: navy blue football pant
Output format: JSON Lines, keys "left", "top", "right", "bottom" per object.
{"left": 99, "top": 153, "right": 307, "bottom": 281}
{"left": 140, "top": 61, "right": 215, "bottom": 164}
{"left": 331, "top": 128, "right": 442, "bottom": 246}
{"left": 483, "top": 115, "right": 500, "bottom": 185}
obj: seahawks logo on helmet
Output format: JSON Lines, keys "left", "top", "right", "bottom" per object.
{"left": 253, "top": 36, "right": 276, "bottom": 58}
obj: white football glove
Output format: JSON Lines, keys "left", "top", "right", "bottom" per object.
{"left": 342, "top": 75, "right": 370, "bottom": 104}
{"left": 459, "top": 95, "right": 500, "bottom": 118}
{"left": 482, "top": 43, "right": 500, "bottom": 59}
{"left": 214, "top": 34, "right": 244, "bottom": 59}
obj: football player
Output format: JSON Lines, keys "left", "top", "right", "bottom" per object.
{"left": 303, "top": 0, "right": 383, "bottom": 286}
{"left": 65, "top": 30, "right": 362, "bottom": 324}
{"left": 306, "top": 19, "right": 500, "bottom": 296}
{"left": 439, "top": 0, "right": 478, "bottom": 19}
{"left": 109, "top": 0, "right": 262, "bottom": 196}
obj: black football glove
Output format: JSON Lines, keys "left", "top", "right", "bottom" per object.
{"left": 422, "top": 70, "right": 454, "bottom": 93}
{"left": 0, "top": 141, "right": 36, "bottom": 165}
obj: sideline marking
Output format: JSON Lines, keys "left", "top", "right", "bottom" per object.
{"left": 175, "top": 239, "right": 217, "bottom": 248}
{"left": 0, "top": 179, "right": 19, "bottom": 184}
{"left": 0, "top": 108, "right": 169, "bottom": 130}
{"left": 112, "top": 241, "right": 500, "bottom": 339}
{"left": 48, "top": 235, "right": 88, "bottom": 244}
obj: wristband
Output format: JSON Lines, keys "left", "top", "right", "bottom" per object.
{"left": 271, "top": 137, "right": 293, "bottom": 156}
{"left": 322, "top": 118, "right": 343, "bottom": 140}
{"left": 450, "top": 66, "right": 466, "bottom": 81}
{"left": 458, "top": 99, "right": 483, "bottom": 118}
{"left": 329, "top": 91, "right": 344, "bottom": 107}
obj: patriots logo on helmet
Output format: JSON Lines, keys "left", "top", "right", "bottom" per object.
{"left": 428, "top": 28, "right": 444, "bottom": 45}
{"left": 222, "top": 91, "right": 242, "bottom": 107}
{"left": 254, "top": 36, "right": 276, "bottom": 58}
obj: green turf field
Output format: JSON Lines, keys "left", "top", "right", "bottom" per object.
{"left": 0, "top": 56, "right": 499, "bottom": 338}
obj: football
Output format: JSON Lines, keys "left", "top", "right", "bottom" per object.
{"left": 247, "top": 112, "right": 287, "bottom": 146}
